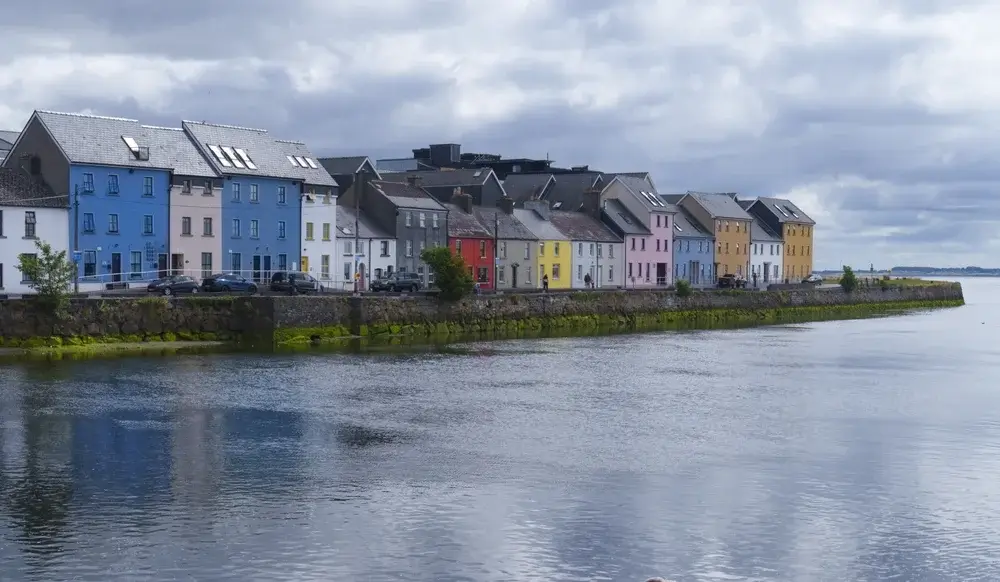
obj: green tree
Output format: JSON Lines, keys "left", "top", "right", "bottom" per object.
{"left": 675, "top": 278, "right": 693, "bottom": 297}
{"left": 840, "top": 265, "right": 859, "bottom": 293}
{"left": 421, "top": 246, "right": 473, "bottom": 301}
{"left": 16, "top": 240, "right": 76, "bottom": 313}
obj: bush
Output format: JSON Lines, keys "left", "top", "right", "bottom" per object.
{"left": 840, "top": 265, "right": 859, "bottom": 293}
{"left": 420, "top": 247, "right": 473, "bottom": 301}
{"left": 675, "top": 279, "right": 693, "bottom": 297}
{"left": 17, "top": 240, "right": 76, "bottom": 314}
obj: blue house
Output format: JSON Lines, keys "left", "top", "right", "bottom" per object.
{"left": 181, "top": 121, "right": 303, "bottom": 280}
{"left": 662, "top": 195, "right": 715, "bottom": 287}
{"left": 2, "top": 111, "right": 172, "bottom": 288}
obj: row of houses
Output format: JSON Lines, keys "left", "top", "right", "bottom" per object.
{"left": 0, "top": 112, "right": 815, "bottom": 294}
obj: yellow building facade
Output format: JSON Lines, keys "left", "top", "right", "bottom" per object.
{"left": 678, "top": 192, "right": 754, "bottom": 279}
{"left": 782, "top": 222, "right": 814, "bottom": 281}
{"left": 536, "top": 239, "right": 572, "bottom": 289}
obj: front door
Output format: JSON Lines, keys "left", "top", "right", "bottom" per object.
{"left": 656, "top": 262, "right": 667, "bottom": 285}
{"left": 111, "top": 253, "right": 122, "bottom": 283}
{"left": 597, "top": 265, "right": 603, "bottom": 287}
{"left": 763, "top": 262, "right": 771, "bottom": 283}
{"left": 171, "top": 253, "right": 184, "bottom": 276}
{"left": 262, "top": 256, "right": 272, "bottom": 281}
{"left": 301, "top": 256, "right": 309, "bottom": 274}
{"left": 252, "top": 255, "right": 262, "bottom": 282}
{"left": 157, "top": 254, "right": 168, "bottom": 278}
{"left": 511, "top": 265, "right": 518, "bottom": 288}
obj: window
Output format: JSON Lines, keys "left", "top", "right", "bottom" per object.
{"left": 628, "top": 263, "right": 633, "bottom": 279}
{"left": 232, "top": 218, "right": 241, "bottom": 238}
{"left": 419, "top": 240, "right": 425, "bottom": 253}
{"left": 277, "top": 186, "right": 286, "bottom": 204}
{"left": 578, "top": 242, "right": 583, "bottom": 256}
{"left": 277, "top": 254, "right": 287, "bottom": 270}
{"left": 640, "top": 239, "right": 646, "bottom": 251}
{"left": 656, "top": 239, "right": 660, "bottom": 252}
{"left": 609, "top": 265, "right": 614, "bottom": 281}
{"left": 539, "top": 264, "right": 545, "bottom": 280}
{"left": 419, "top": 213, "right": 426, "bottom": 228}
{"left": 725, "top": 221, "right": 730, "bottom": 232}
{"left": 203, "top": 180, "right": 213, "bottom": 195}
{"left": 201, "top": 252, "right": 212, "bottom": 279}
{"left": 182, "top": 179, "right": 191, "bottom": 193}
{"left": 498, "top": 267, "right": 505, "bottom": 283}
{"left": 232, "top": 183, "right": 241, "bottom": 202}
{"left": 499, "top": 241, "right": 507, "bottom": 259}
{"left": 725, "top": 242, "right": 729, "bottom": 254}
{"left": 343, "top": 262, "right": 352, "bottom": 281}
{"left": 203, "top": 217, "right": 213, "bottom": 236}
{"left": 19, "top": 254, "right": 36, "bottom": 282}
{"left": 83, "top": 213, "right": 95, "bottom": 233}
{"left": 589, "top": 243, "right": 594, "bottom": 256}
{"left": 657, "top": 215, "right": 661, "bottom": 227}
{"left": 554, "top": 242, "right": 560, "bottom": 256}
{"left": 524, "top": 242, "right": 530, "bottom": 259}
{"left": 477, "top": 267, "right": 488, "bottom": 282}
{"left": 405, "top": 212, "right": 412, "bottom": 227}
{"left": 0, "top": 210, "right": 3, "bottom": 236}
{"left": 380, "top": 240, "right": 389, "bottom": 256}
{"left": 578, "top": 264, "right": 583, "bottom": 280}
{"left": 108, "top": 214, "right": 119, "bottom": 234}
{"left": 344, "top": 240, "right": 353, "bottom": 255}
{"left": 277, "top": 221, "right": 286, "bottom": 239}
{"left": 455, "top": 239, "right": 462, "bottom": 253}
{"left": 142, "top": 214, "right": 153, "bottom": 235}
{"left": 322, "top": 223, "right": 331, "bottom": 241}
{"left": 631, "top": 238, "right": 636, "bottom": 251}
{"left": 143, "top": 176, "right": 153, "bottom": 197}
{"left": 405, "top": 240, "right": 413, "bottom": 257}
{"left": 231, "top": 252, "right": 242, "bottom": 272}
{"left": 250, "top": 184, "right": 259, "bottom": 203}
{"left": 432, "top": 214, "right": 439, "bottom": 228}
{"left": 303, "top": 222, "right": 314, "bottom": 240}
{"left": 83, "top": 251, "right": 97, "bottom": 277}
{"left": 24, "top": 212, "right": 36, "bottom": 238}
{"left": 82, "top": 173, "right": 94, "bottom": 192}
{"left": 608, "top": 244, "right": 614, "bottom": 258}
{"left": 181, "top": 217, "right": 191, "bottom": 235}
{"left": 108, "top": 175, "right": 120, "bottom": 194}
{"left": 321, "top": 255, "right": 330, "bottom": 279}
{"left": 479, "top": 240, "right": 487, "bottom": 258}
{"left": 539, "top": 241, "right": 545, "bottom": 256}
{"left": 130, "top": 251, "right": 142, "bottom": 278}
{"left": 645, "top": 263, "right": 650, "bottom": 280}
{"left": 250, "top": 220, "right": 259, "bottom": 239}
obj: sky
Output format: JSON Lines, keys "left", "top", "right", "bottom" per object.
{"left": 0, "top": 0, "right": 996, "bottom": 270}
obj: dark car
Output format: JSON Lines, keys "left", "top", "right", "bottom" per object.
{"left": 147, "top": 275, "right": 200, "bottom": 295}
{"left": 270, "top": 271, "right": 319, "bottom": 294}
{"left": 717, "top": 274, "right": 746, "bottom": 289}
{"left": 201, "top": 273, "right": 258, "bottom": 294}
{"left": 372, "top": 273, "right": 422, "bottom": 292}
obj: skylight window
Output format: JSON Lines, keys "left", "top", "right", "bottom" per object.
{"left": 122, "top": 136, "right": 139, "bottom": 153}
{"left": 773, "top": 203, "right": 789, "bottom": 217}
{"left": 784, "top": 205, "right": 799, "bottom": 218}
{"left": 343, "top": 228, "right": 352, "bottom": 235}
{"left": 235, "top": 148, "right": 257, "bottom": 170}
{"left": 288, "top": 155, "right": 300, "bottom": 167}
{"left": 221, "top": 146, "right": 245, "bottom": 169}
{"left": 552, "top": 202, "right": 562, "bottom": 209}
{"left": 618, "top": 212, "right": 632, "bottom": 225}
{"left": 639, "top": 190, "right": 664, "bottom": 207}
{"left": 674, "top": 223, "right": 682, "bottom": 232}
{"left": 304, "top": 157, "right": 318, "bottom": 169}
{"left": 208, "top": 144, "right": 233, "bottom": 167}
{"left": 294, "top": 156, "right": 308, "bottom": 167}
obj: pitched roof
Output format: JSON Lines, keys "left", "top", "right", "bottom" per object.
{"left": 33, "top": 110, "right": 172, "bottom": 169}
{"left": 0, "top": 130, "right": 19, "bottom": 147}
{"left": 602, "top": 198, "right": 650, "bottom": 235}
{"left": 750, "top": 219, "right": 783, "bottom": 242}
{"left": 272, "top": 140, "right": 337, "bottom": 187}
{"left": 182, "top": 120, "right": 317, "bottom": 181}
{"left": 543, "top": 172, "right": 603, "bottom": 210}
{"left": 502, "top": 173, "right": 553, "bottom": 203}
{"left": 748, "top": 196, "right": 816, "bottom": 225}
{"left": 444, "top": 204, "right": 492, "bottom": 238}
{"left": 604, "top": 172, "right": 655, "bottom": 191}
{"left": 613, "top": 175, "right": 674, "bottom": 212}
{"left": 472, "top": 207, "right": 537, "bottom": 240}
{"left": 378, "top": 168, "right": 495, "bottom": 188}
{"left": 371, "top": 180, "right": 445, "bottom": 210}
{"left": 318, "top": 156, "right": 372, "bottom": 176}
{"left": 336, "top": 204, "right": 392, "bottom": 239}
{"left": 141, "top": 125, "right": 217, "bottom": 178}
{"left": 513, "top": 208, "right": 568, "bottom": 240}
{"left": 0, "top": 168, "right": 67, "bottom": 208}
{"left": 683, "top": 191, "right": 752, "bottom": 220}
{"left": 660, "top": 194, "right": 684, "bottom": 205}
{"left": 548, "top": 210, "right": 621, "bottom": 242}
{"left": 671, "top": 207, "right": 713, "bottom": 239}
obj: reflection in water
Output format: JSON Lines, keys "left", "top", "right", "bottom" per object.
{"left": 0, "top": 279, "right": 998, "bottom": 581}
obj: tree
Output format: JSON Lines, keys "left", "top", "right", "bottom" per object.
{"left": 421, "top": 246, "right": 473, "bottom": 301}
{"left": 840, "top": 265, "right": 859, "bottom": 293}
{"left": 675, "top": 278, "right": 693, "bottom": 297}
{"left": 17, "top": 240, "right": 76, "bottom": 313}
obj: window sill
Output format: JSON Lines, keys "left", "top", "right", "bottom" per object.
{"left": 22, "top": 236, "right": 37, "bottom": 240}
{"left": 231, "top": 236, "right": 242, "bottom": 239}
{"left": 202, "top": 192, "right": 214, "bottom": 197}
{"left": 108, "top": 192, "right": 119, "bottom": 196}
{"left": 142, "top": 233, "right": 155, "bottom": 237}
{"left": 107, "top": 231, "right": 120, "bottom": 235}
{"left": 250, "top": 200, "right": 259, "bottom": 204}
{"left": 202, "top": 234, "right": 214, "bottom": 238}
{"left": 181, "top": 234, "right": 193, "bottom": 237}
{"left": 142, "top": 195, "right": 154, "bottom": 198}
{"left": 305, "top": 238, "right": 314, "bottom": 241}
{"left": 322, "top": 239, "right": 331, "bottom": 242}
{"left": 83, "top": 230, "right": 95, "bottom": 235}
{"left": 181, "top": 191, "right": 193, "bottom": 195}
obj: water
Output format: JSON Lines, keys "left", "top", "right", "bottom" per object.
{"left": 0, "top": 279, "right": 997, "bottom": 581}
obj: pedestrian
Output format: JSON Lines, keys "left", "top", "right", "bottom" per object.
{"left": 542, "top": 274, "right": 549, "bottom": 292}
{"left": 584, "top": 273, "right": 592, "bottom": 288}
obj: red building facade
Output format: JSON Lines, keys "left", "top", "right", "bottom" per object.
{"left": 445, "top": 195, "right": 496, "bottom": 289}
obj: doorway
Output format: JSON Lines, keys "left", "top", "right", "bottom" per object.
{"left": 252, "top": 255, "right": 262, "bottom": 282}
{"left": 301, "top": 255, "right": 309, "bottom": 274}
{"left": 763, "top": 262, "right": 771, "bottom": 283}
{"left": 262, "top": 256, "right": 272, "bottom": 280}
{"left": 511, "top": 265, "right": 518, "bottom": 288}
{"left": 358, "top": 262, "right": 366, "bottom": 290}
{"left": 157, "top": 254, "right": 168, "bottom": 278}
{"left": 656, "top": 262, "right": 667, "bottom": 285}
{"left": 111, "top": 253, "right": 122, "bottom": 283}
{"left": 171, "top": 254, "right": 184, "bottom": 276}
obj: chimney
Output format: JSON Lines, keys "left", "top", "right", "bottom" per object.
{"left": 582, "top": 186, "right": 602, "bottom": 220}
{"left": 453, "top": 188, "right": 473, "bottom": 213}
{"left": 524, "top": 199, "right": 550, "bottom": 220}
{"left": 406, "top": 174, "right": 421, "bottom": 187}
{"left": 29, "top": 156, "right": 41, "bottom": 175}
{"left": 499, "top": 196, "right": 514, "bottom": 215}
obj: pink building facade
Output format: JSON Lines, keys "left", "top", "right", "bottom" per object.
{"left": 602, "top": 175, "right": 675, "bottom": 287}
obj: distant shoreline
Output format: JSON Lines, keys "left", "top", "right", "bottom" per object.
{"left": 816, "top": 271, "right": 1000, "bottom": 278}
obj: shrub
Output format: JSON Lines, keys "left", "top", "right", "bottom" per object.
{"left": 840, "top": 265, "right": 859, "bottom": 293}
{"left": 675, "top": 279, "right": 693, "bottom": 297}
{"left": 420, "top": 246, "right": 473, "bottom": 301}
{"left": 17, "top": 240, "right": 76, "bottom": 315}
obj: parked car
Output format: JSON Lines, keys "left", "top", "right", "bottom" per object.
{"left": 147, "top": 275, "right": 200, "bottom": 295}
{"left": 201, "top": 273, "right": 258, "bottom": 294}
{"left": 717, "top": 274, "right": 746, "bottom": 289}
{"left": 270, "top": 271, "right": 320, "bottom": 294}
{"left": 372, "top": 273, "right": 422, "bottom": 292}
{"left": 804, "top": 273, "right": 824, "bottom": 285}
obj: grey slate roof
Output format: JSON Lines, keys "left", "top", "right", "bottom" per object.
{"left": 613, "top": 175, "right": 674, "bottom": 213}
{"left": 371, "top": 180, "right": 445, "bottom": 210}
{"left": 748, "top": 196, "right": 816, "bottom": 225}
{"left": 141, "top": 126, "right": 217, "bottom": 178}
{"left": 604, "top": 172, "right": 655, "bottom": 191}
{"left": 34, "top": 110, "right": 172, "bottom": 169}
{"left": 337, "top": 205, "right": 392, "bottom": 239}
{"left": 272, "top": 140, "right": 338, "bottom": 187}
{"left": 683, "top": 191, "right": 752, "bottom": 220}
{"left": 444, "top": 204, "right": 492, "bottom": 238}
{"left": 502, "top": 173, "right": 553, "bottom": 203}
{"left": 0, "top": 130, "right": 19, "bottom": 147}
{"left": 318, "top": 156, "right": 371, "bottom": 176}
{"left": 548, "top": 210, "right": 621, "bottom": 242}
{"left": 750, "top": 219, "right": 783, "bottom": 242}
{"left": 671, "top": 207, "right": 713, "bottom": 239}
{"left": 379, "top": 168, "right": 495, "bottom": 188}
{"left": 472, "top": 207, "right": 537, "bottom": 240}
{"left": 602, "top": 198, "right": 650, "bottom": 235}
{"left": 513, "top": 208, "right": 568, "bottom": 240}
{"left": 182, "top": 120, "right": 316, "bottom": 181}
{"left": 0, "top": 168, "right": 67, "bottom": 208}
{"left": 543, "top": 172, "right": 603, "bottom": 210}
{"left": 660, "top": 194, "right": 684, "bottom": 205}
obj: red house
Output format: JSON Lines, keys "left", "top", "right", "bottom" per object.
{"left": 446, "top": 192, "right": 495, "bottom": 289}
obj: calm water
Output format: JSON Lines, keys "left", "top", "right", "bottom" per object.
{"left": 1, "top": 279, "right": 998, "bottom": 581}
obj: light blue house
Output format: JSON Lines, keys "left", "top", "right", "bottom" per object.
{"left": 181, "top": 121, "right": 305, "bottom": 280}
{"left": 2, "top": 111, "right": 172, "bottom": 288}
{"left": 662, "top": 195, "right": 715, "bottom": 287}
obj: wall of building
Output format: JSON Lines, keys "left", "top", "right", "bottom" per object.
{"left": 673, "top": 236, "right": 715, "bottom": 287}
{"left": 782, "top": 223, "right": 813, "bottom": 282}
{"left": 712, "top": 218, "right": 752, "bottom": 278}
{"left": 536, "top": 239, "right": 572, "bottom": 289}
{"left": 0, "top": 116, "right": 70, "bottom": 194}
{"left": 749, "top": 240, "right": 783, "bottom": 288}
{"left": 169, "top": 178, "right": 221, "bottom": 279}
{"left": 0, "top": 207, "right": 70, "bottom": 294}
{"left": 394, "top": 208, "right": 448, "bottom": 286}
{"left": 300, "top": 194, "right": 337, "bottom": 282}
{"left": 494, "top": 239, "right": 537, "bottom": 290}
{"left": 453, "top": 237, "right": 494, "bottom": 289}
{"left": 221, "top": 176, "right": 301, "bottom": 281}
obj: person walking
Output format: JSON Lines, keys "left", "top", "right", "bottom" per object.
{"left": 542, "top": 274, "right": 549, "bottom": 292}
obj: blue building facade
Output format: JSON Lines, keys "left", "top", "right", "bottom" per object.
{"left": 222, "top": 176, "right": 301, "bottom": 279}
{"left": 671, "top": 207, "right": 715, "bottom": 287}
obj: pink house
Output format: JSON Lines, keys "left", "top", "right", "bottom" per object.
{"left": 600, "top": 174, "right": 675, "bottom": 287}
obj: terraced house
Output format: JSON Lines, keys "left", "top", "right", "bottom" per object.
{"left": 601, "top": 175, "right": 675, "bottom": 286}
{"left": 744, "top": 197, "right": 815, "bottom": 282}
{"left": 679, "top": 192, "right": 753, "bottom": 280}
{"left": 3, "top": 111, "right": 172, "bottom": 289}
{"left": 0, "top": 168, "right": 69, "bottom": 294}
{"left": 474, "top": 198, "right": 537, "bottom": 290}
{"left": 548, "top": 209, "right": 623, "bottom": 288}
{"left": 661, "top": 196, "right": 715, "bottom": 287}
{"left": 446, "top": 190, "right": 495, "bottom": 289}
{"left": 515, "top": 201, "right": 571, "bottom": 289}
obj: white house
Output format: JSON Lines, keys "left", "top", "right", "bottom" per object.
{"left": 336, "top": 204, "right": 395, "bottom": 290}
{"left": 300, "top": 191, "right": 338, "bottom": 282}
{"left": 0, "top": 168, "right": 70, "bottom": 294}
{"left": 548, "top": 209, "right": 624, "bottom": 289}
{"left": 749, "top": 219, "right": 783, "bottom": 288}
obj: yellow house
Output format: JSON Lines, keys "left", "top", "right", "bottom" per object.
{"left": 513, "top": 205, "right": 572, "bottom": 289}
{"left": 743, "top": 197, "right": 815, "bottom": 282}
{"left": 678, "top": 192, "right": 753, "bottom": 279}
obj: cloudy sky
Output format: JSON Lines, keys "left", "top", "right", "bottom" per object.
{"left": 0, "top": 0, "right": 995, "bottom": 269}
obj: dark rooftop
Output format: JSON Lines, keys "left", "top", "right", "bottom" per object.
{"left": 371, "top": 180, "right": 445, "bottom": 211}
{"left": 548, "top": 210, "right": 621, "bottom": 242}
{"left": 318, "top": 156, "right": 373, "bottom": 176}
{"left": 472, "top": 207, "right": 537, "bottom": 240}
{"left": 602, "top": 199, "right": 650, "bottom": 235}
{"left": 0, "top": 168, "right": 67, "bottom": 208}
{"left": 378, "top": 168, "right": 494, "bottom": 188}
{"left": 444, "top": 203, "right": 492, "bottom": 238}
